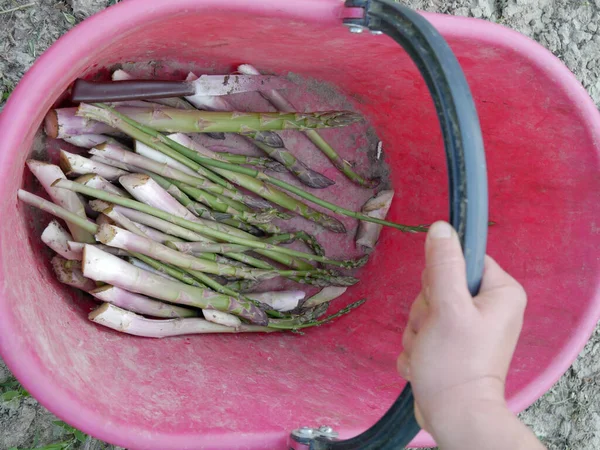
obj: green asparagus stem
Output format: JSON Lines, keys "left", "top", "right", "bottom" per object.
{"left": 238, "top": 64, "right": 379, "bottom": 188}
{"left": 52, "top": 180, "right": 368, "bottom": 269}
{"left": 96, "top": 224, "right": 322, "bottom": 281}
{"left": 87, "top": 105, "right": 425, "bottom": 232}
{"left": 252, "top": 140, "right": 334, "bottom": 189}
{"left": 267, "top": 298, "right": 367, "bottom": 330}
{"left": 78, "top": 104, "right": 361, "bottom": 133}
{"left": 112, "top": 204, "right": 312, "bottom": 271}
{"left": 77, "top": 104, "right": 345, "bottom": 232}
{"left": 264, "top": 232, "right": 326, "bottom": 257}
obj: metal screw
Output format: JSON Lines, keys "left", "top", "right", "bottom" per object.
{"left": 348, "top": 26, "right": 364, "bottom": 33}
{"left": 370, "top": 30, "right": 383, "bottom": 35}
{"left": 293, "top": 427, "right": 315, "bottom": 438}
{"left": 319, "top": 425, "right": 334, "bottom": 434}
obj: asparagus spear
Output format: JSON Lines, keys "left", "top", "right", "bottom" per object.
{"left": 182, "top": 74, "right": 334, "bottom": 189}
{"left": 112, "top": 69, "right": 226, "bottom": 140}
{"left": 355, "top": 190, "right": 395, "bottom": 253}
{"left": 246, "top": 291, "right": 306, "bottom": 312}
{"left": 112, "top": 113, "right": 423, "bottom": 232}
{"left": 89, "top": 303, "right": 273, "bottom": 336}
{"left": 26, "top": 160, "right": 95, "bottom": 243}
{"left": 303, "top": 287, "right": 348, "bottom": 308}
{"left": 77, "top": 103, "right": 361, "bottom": 133}
{"left": 96, "top": 224, "right": 320, "bottom": 281}
{"left": 90, "top": 285, "right": 198, "bottom": 318}
{"left": 41, "top": 220, "right": 79, "bottom": 260}
{"left": 44, "top": 107, "right": 120, "bottom": 139}
{"left": 74, "top": 173, "right": 132, "bottom": 198}
{"left": 50, "top": 181, "right": 368, "bottom": 270}
{"left": 59, "top": 150, "right": 128, "bottom": 181}
{"left": 167, "top": 135, "right": 345, "bottom": 233}
{"left": 238, "top": 64, "right": 379, "bottom": 188}
{"left": 82, "top": 245, "right": 268, "bottom": 324}
{"left": 61, "top": 134, "right": 122, "bottom": 149}
{"left": 75, "top": 105, "right": 415, "bottom": 231}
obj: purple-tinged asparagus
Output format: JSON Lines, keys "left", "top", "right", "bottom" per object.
{"left": 41, "top": 220, "right": 80, "bottom": 260}
{"left": 89, "top": 154, "right": 131, "bottom": 171}
{"left": 61, "top": 134, "right": 121, "bottom": 149}
{"left": 25, "top": 160, "right": 95, "bottom": 243}
{"left": 52, "top": 255, "right": 97, "bottom": 291}
{"left": 181, "top": 73, "right": 333, "bottom": 188}
{"left": 89, "top": 303, "right": 273, "bottom": 337}
{"left": 95, "top": 224, "right": 319, "bottom": 281}
{"left": 169, "top": 134, "right": 345, "bottom": 233}
{"left": 89, "top": 199, "right": 180, "bottom": 244}
{"left": 53, "top": 180, "right": 368, "bottom": 270}
{"left": 238, "top": 64, "right": 379, "bottom": 188}
{"left": 74, "top": 173, "right": 131, "bottom": 198}
{"left": 355, "top": 190, "right": 394, "bottom": 253}
{"left": 134, "top": 141, "right": 198, "bottom": 176}
{"left": 303, "top": 287, "right": 348, "bottom": 308}
{"left": 59, "top": 150, "right": 128, "bottom": 181}
{"left": 82, "top": 245, "right": 268, "bottom": 324}
{"left": 45, "top": 107, "right": 120, "bottom": 139}
{"left": 247, "top": 291, "right": 305, "bottom": 312}
{"left": 90, "top": 285, "right": 198, "bottom": 318}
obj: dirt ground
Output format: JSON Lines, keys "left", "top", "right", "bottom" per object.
{"left": 1, "top": 0, "right": 599, "bottom": 449}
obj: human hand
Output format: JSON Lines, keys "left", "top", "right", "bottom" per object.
{"left": 397, "top": 221, "right": 527, "bottom": 438}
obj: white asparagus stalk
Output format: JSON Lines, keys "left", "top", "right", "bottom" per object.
{"left": 119, "top": 174, "right": 199, "bottom": 223}
{"left": 246, "top": 291, "right": 306, "bottom": 312}
{"left": 59, "top": 150, "right": 128, "bottom": 181}
{"left": 67, "top": 241, "right": 129, "bottom": 259}
{"left": 89, "top": 199, "right": 179, "bottom": 243}
{"left": 303, "top": 287, "right": 348, "bottom": 308}
{"left": 91, "top": 143, "right": 209, "bottom": 187}
{"left": 95, "top": 224, "right": 277, "bottom": 281}
{"left": 41, "top": 220, "right": 80, "bottom": 260}
{"left": 62, "top": 134, "right": 120, "bottom": 149}
{"left": 355, "top": 190, "right": 395, "bottom": 253}
{"left": 75, "top": 173, "right": 131, "bottom": 198}
{"left": 25, "top": 160, "right": 95, "bottom": 243}
{"left": 127, "top": 257, "right": 179, "bottom": 282}
{"left": 89, "top": 303, "right": 272, "bottom": 337}
{"left": 90, "top": 285, "right": 197, "bottom": 318}
{"left": 44, "top": 107, "right": 119, "bottom": 139}
{"left": 168, "top": 241, "right": 250, "bottom": 255}
{"left": 112, "top": 69, "right": 133, "bottom": 81}
{"left": 202, "top": 309, "right": 242, "bottom": 328}
{"left": 51, "top": 255, "right": 97, "bottom": 291}
{"left": 89, "top": 155, "right": 131, "bottom": 171}
{"left": 82, "top": 245, "right": 268, "bottom": 324}
{"left": 134, "top": 141, "right": 198, "bottom": 176}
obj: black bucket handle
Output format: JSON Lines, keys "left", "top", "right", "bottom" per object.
{"left": 310, "top": 1, "right": 489, "bottom": 448}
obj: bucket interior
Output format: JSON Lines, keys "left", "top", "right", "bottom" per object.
{"left": 1, "top": 4, "right": 600, "bottom": 449}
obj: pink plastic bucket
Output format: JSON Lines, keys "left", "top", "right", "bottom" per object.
{"left": 1, "top": 0, "right": 599, "bottom": 448}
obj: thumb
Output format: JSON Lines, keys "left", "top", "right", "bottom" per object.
{"left": 424, "top": 221, "right": 470, "bottom": 310}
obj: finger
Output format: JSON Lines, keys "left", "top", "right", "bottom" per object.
{"left": 408, "top": 292, "right": 428, "bottom": 333}
{"left": 480, "top": 255, "right": 522, "bottom": 292}
{"left": 424, "top": 221, "right": 470, "bottom": 310}
{"left": 397, "top": 352, "right": 411, "bottom": 381}
{"left": 402, "top": 328, "right": 416, "bottom": 356}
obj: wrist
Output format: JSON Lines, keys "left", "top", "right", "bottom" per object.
{"left": 417, "top": 377, "right": 507, "bottom": 438}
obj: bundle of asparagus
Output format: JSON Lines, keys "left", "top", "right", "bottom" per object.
{"left": 20, "top": 66, "right": 425, "bottom": 338}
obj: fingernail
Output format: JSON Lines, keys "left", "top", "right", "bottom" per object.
{"left": 428, "top": 221, "right": 453, "bottom": 239}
